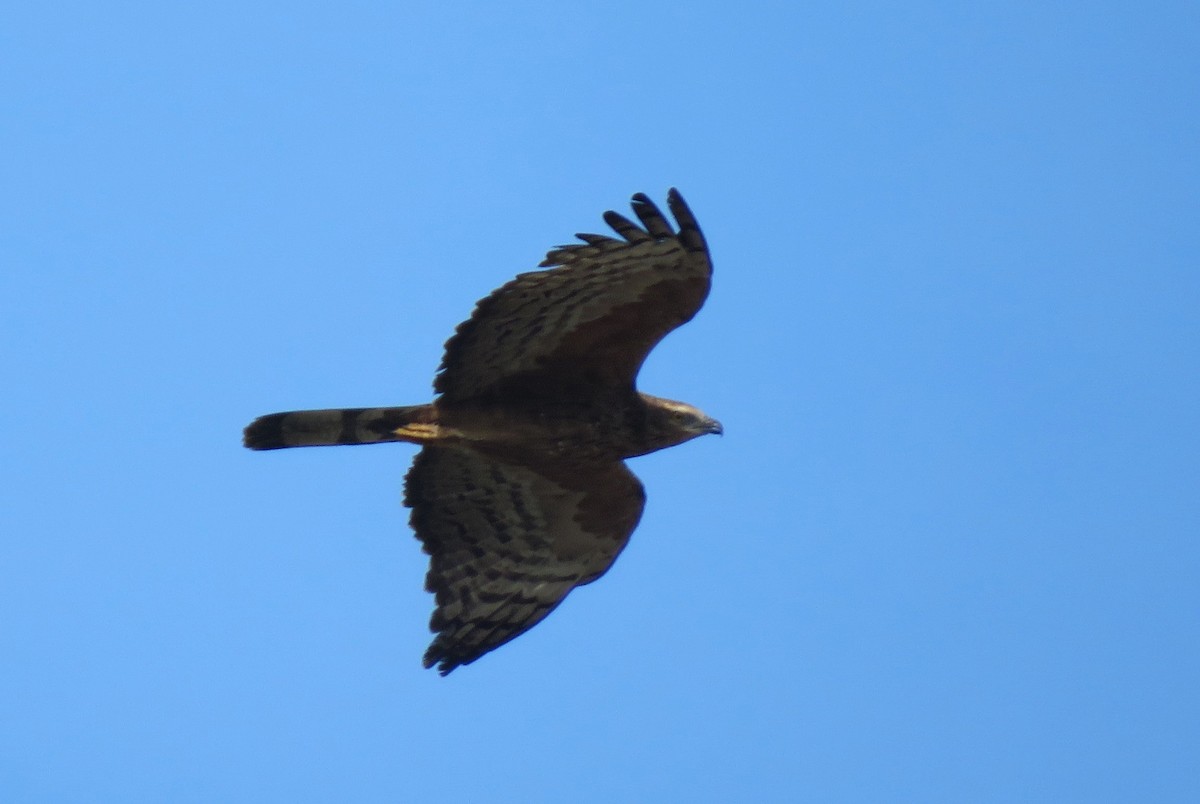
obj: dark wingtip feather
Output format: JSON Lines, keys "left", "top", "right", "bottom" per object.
{"left": 423, "top": 643, "right": 461, "bottom": 676}
{"left": 602, "top": 209, "right": 651, "bottom": 243}
{"left": 243, "top": 414, "right": 288, "bottom": 450}
{"left": 536, "top": 189, "right": 708, "bottom": 268}
{"left": 665, "top": 188, "right": 707, "bottom": 254}
{"left": 629, "top": 192, "right": 674, "bottom": 239}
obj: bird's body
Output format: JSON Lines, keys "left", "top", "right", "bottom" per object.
{"left": 244, "top": 190, "right": 719, "bottom": 674}
{"left": 247, "top": 391, "right": 711, "bottom": 461}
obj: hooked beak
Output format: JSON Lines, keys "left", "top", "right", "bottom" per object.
{"left": 706, "top": 418, "right": 724, "bottom": 436}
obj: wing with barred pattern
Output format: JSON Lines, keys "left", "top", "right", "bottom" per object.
{"left": 435, "top": 189, "right": 711, "bottom": 403}
{"left": 404, "top": 445, "right": 645, "bottom": 674}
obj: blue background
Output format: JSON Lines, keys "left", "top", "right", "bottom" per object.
{"left": 3, "top": 2, "right": 1198, "bottom": 801}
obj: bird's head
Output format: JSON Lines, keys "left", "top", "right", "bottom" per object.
{"left": 638, "top": 394, "right": 723, "bottom": 454}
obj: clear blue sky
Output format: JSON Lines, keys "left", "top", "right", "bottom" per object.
{"left": 3, "top": 2, "right": 1198, "bottom": 801}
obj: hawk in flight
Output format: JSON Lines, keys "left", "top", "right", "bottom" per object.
{"left": 244, "top": 189, "right": 720, "bottom": 674}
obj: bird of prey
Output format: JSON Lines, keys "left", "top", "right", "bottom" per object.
{"left": 243, "top": 189, "right": 720, "bottom": 674}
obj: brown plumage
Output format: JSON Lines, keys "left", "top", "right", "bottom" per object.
{"left": 244, "top": 190, "right": 720, "bottom": 674}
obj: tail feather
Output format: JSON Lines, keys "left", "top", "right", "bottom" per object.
{"left": 243, "top": 405, "right": 435, "bottom": 450}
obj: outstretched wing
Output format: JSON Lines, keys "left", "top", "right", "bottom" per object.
{"left": 435, "top": 189, "right": 711, "bottom": 403}
{"left": 404, "top": 445, "right": 645, "bottom": 675}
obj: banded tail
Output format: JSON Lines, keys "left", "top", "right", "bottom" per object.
{"left": 243, "top": 405, "right": 437, "bottom": 450}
